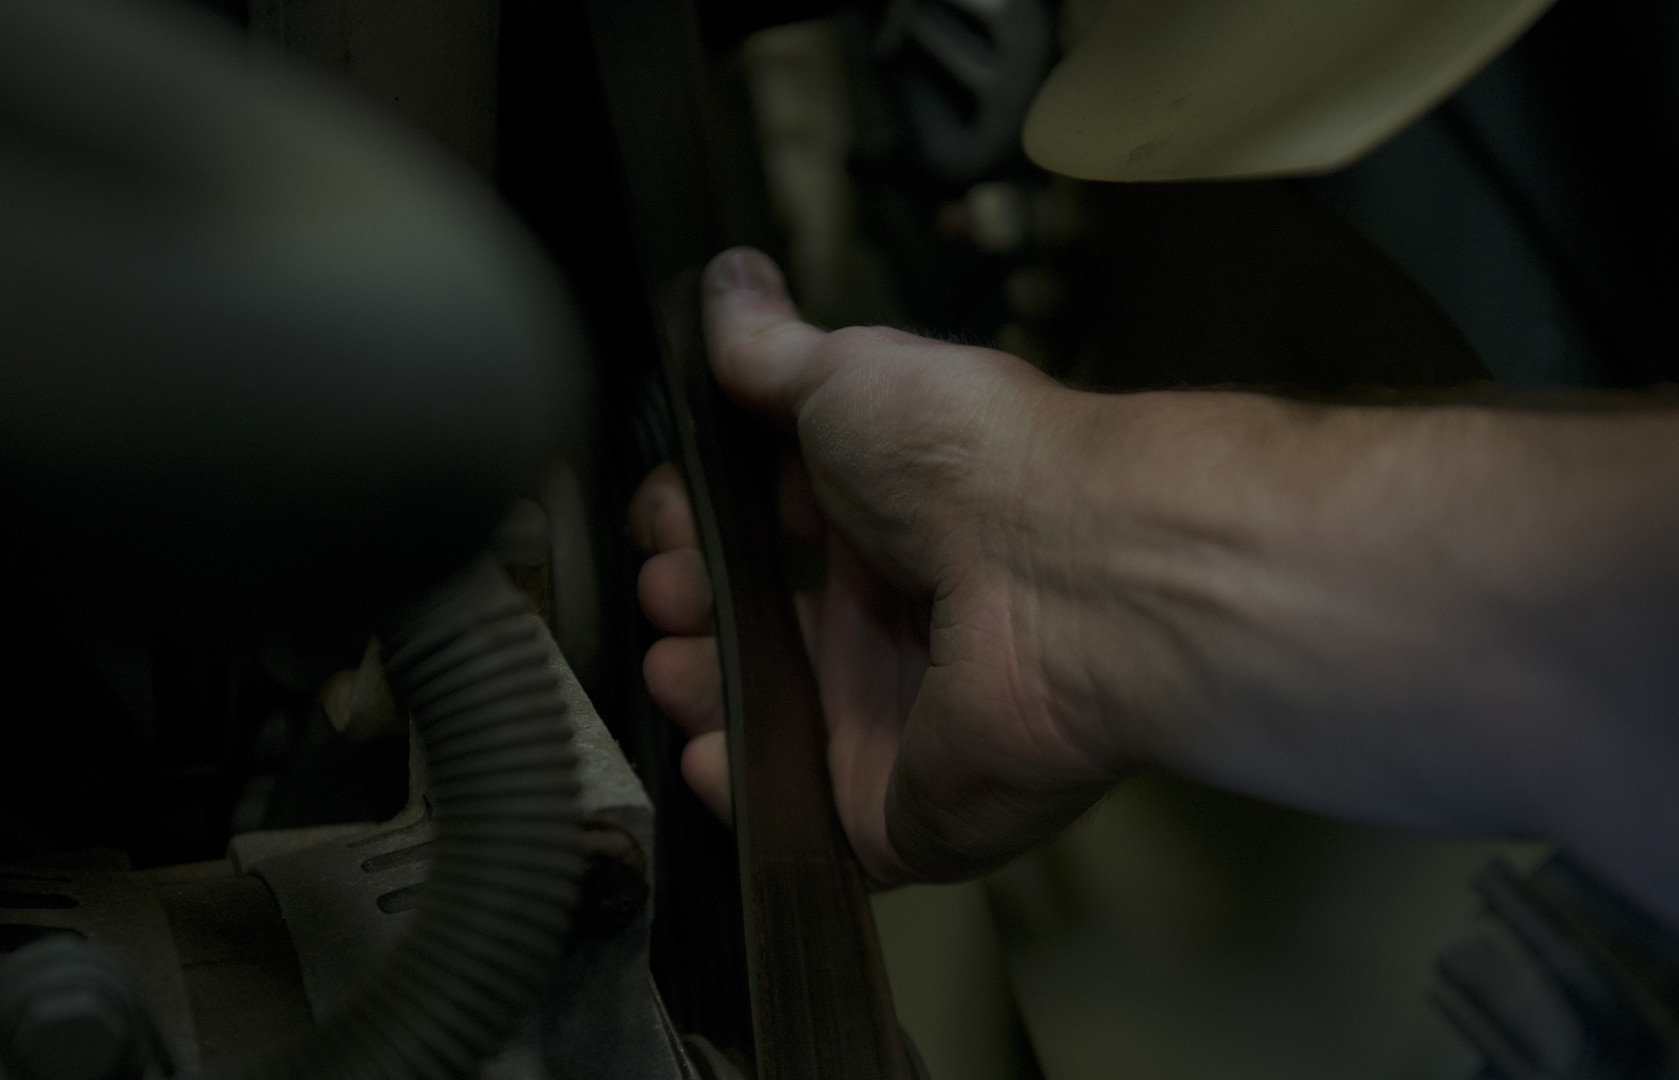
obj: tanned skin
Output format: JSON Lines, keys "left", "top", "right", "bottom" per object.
{"left": 631, "top": 247, "right": 1679, "bottom": 922}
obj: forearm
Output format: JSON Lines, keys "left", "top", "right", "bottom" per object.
{"left": 687, "top": 245, "right": 1679, "bottom": 890}
{"left": 1026, "top": 389, "right": 1679, "bottom": 914}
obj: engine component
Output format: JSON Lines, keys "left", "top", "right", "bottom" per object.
{"left": 0, "top": 581, "right": 689, "bottom": 1078}
{"left": 875, "top": 0, "right": 1055, "bottom": 190}
{"left": 0, "top": 936, "right": 164, "bottom": 1080}
{"left": 213, "top": 560, "right": 584, "bottom": 1080}
{"left": 1023, "top": 0, "right": 1556, "bottom": 181}
{"left": 1435, "top": 856, "right": 1679, "bottom": 1080}
{"left": 0, "top": 0, "right": 581, "bottom": 622}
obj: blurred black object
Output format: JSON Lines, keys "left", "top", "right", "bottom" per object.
{"left": 1308, "top": 0, "right": 1679, "bottom": 391}
{"left": 0, "top": 0, "right": 584, "bottom": 624}
{"left": 873, "top": 0, "right": 1055, "bottom": 191}
{"left": 698, "top": 0, "right": 1054, "bottom": 190}
{"left": 697, "top": 0, "right": 874, "bottom": 48}
{"left": 0, "top": 936, "right": 166, "bottom": 1080}
{"left": 1436, "top": 857, "right": 1679, "bottom": 1080}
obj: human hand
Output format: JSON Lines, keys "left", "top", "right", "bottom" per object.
{"left": 633, "top": 248, "right": 1679, "bottom": 918}
{"left": 630, "top": 247, "right": 1124, "bottom": 884}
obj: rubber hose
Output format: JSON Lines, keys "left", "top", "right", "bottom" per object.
{"left": 210, "top": 559, "right": 583, "bottom": 1080}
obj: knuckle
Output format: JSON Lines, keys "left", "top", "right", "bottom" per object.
{"left": 823, "top": 324, "right": 894, "bottom": 358}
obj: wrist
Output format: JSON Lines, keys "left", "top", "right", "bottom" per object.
{"left": 1014, "top": 391, "right": 1541, "bottom": 830}
{"left": 985, "top": 387, "right": 1276, "bottom": 783}
{"left": 1003, "top": 385, "right": 1679, "bottom": 920}
{"left": 1020, "top": 390, "right": 1297, "bottom": 770}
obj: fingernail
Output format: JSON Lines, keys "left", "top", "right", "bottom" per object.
{"left": 707, "top": 247, "right": 781, "bottom": 297}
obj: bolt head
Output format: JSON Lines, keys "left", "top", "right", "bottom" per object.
{"left": 8, "top": 986, "right": 134, "bottom": 1080}
{"left": 572, "top": 819, "right": 650, "bottom": 939}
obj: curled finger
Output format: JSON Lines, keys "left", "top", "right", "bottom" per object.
{"left": 629, "top": 462, "right": 698, "bottom": 554}
{"left": 644, "top": 635, "right": 724, "bottom": 736}
{"left": 637, "top": 548, "right": 714, "bottom": 635}
{"left": 681, "top": 730, "right": 733, "bottom": 826}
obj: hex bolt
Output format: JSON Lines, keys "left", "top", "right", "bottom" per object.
{"left": 570, "top": 818, "right": 651, "bottom": 939}
{"left": 0, "top": 937, "right": 155, "bottom": 1080}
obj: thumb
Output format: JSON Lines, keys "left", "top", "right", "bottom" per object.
{"left": 702, "top": 248, "right": 830, "bottom": 424}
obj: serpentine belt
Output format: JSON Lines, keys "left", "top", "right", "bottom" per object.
{"left": 577, "top": 2, "right": 914, "bottom": 1078}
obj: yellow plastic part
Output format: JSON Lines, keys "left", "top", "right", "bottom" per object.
{"left": 1023, "top": 0, "right": 1556, "bottom": 182}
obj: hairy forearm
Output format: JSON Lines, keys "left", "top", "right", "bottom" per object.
{"left": 1026, "top": 388, "right": 1679, "bottom": 916}
{"left": 686, "top": 248, "right": 1679, "bottom": 891}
